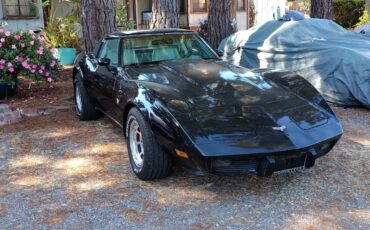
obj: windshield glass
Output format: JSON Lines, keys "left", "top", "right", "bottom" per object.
{"left": 122, "top": 34, "right": 219, "bottom": 65}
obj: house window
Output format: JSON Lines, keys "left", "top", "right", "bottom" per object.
{"left": 3, "top": 0, "right": 38, "bottom": 18}
{"left": 237, "top": 0, "right": 245, "bottom": 11}
{"left": 192, "top": 0, "right": 207, "bottom": 13}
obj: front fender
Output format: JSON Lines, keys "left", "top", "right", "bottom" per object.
{"left": 121, "top": 81, "right": 206, "bottom": 170}
{"left": 122, "top": 81, "right": 192, "bottom": 141}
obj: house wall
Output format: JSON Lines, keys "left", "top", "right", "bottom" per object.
{"left": 48, "top": 0, "right": 250, "bottom": 31}
{"left": 51, "top": 0, "right": 75, "bottom": 18}
{"left": 236, "top": 11, "right": 248, "bottom": 30}
{"left": 128, "top": 0, "right": 135, "bottom": 21}
{"left": 187, "top": 1, "right": 249, "bottom": 31}
{"left": 0, "top": 0, "right": 44, "bottom": 31}
{"left": 187, "top": 12, "right": 248, "bottom": 31}
{"left": 253, "top": 0, "right": 286, "bottom": 25}
{"left": 179, "top": 14, "right": 187, "bottom": 27}
{"left": 188, "top": 12, "right": 207, "bottom": 28}
{"left": 136, "top": 0, "right": 150, "bottom": 26}
{"left": 51, "top": 0, "right": 126, "bottom": 19}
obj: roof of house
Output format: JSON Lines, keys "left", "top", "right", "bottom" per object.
{"left": 110, "top": 28, "right": 196, "bottom": 37}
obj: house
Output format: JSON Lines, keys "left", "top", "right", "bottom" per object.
{"left": 126, "top": 0, "right": 290, "bottom": 30}
{"left": 126, "top": 0, "right": 249, "bottom": 30}
{"left": 253, "top": 0, "right": 287, "bottom": 25}
{"left": 0, "top": 0, "right": 44, "bottom": 31}
{"left": 0, "top": 0, "right": 290, "bottom": 33}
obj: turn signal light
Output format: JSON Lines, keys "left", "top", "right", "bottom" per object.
{"left": 175, "top": 149, "right": 189, "bottom": 159}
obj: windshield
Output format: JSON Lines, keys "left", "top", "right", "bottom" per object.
{"left": 122, "top": 34, "right": 219, "bottom": 65}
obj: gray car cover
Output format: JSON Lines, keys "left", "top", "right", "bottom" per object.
{"left": 219, "top": 19, "right": 370, "bottom": 108}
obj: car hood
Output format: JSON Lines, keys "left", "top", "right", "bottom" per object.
{"left": 126, "top": 59, "right": 341, "bottom": 156}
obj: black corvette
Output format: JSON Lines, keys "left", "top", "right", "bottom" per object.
{"left": 73, "top": 29, "right": 343, "bottom": 180}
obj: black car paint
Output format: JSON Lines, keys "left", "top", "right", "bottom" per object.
{"left": 73, "top": 29, "right": 343, "bottom": 175}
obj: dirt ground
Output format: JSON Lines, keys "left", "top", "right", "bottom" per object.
{"left": 0, "top": 79, "right": 369, "bottom": 229}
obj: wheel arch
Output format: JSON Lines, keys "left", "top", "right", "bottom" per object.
{"left": 122, "top": 101, "right": 149, "bottom": 138}
{"left": 72, "top": 67, "right": 78, "bottom": 84}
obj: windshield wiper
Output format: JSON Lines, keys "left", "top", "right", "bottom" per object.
{"left": 125, "top": 61, "right": 162, "bottom": 67}
{"left": 202, "top": 57, "right": 222, "bottom": 60}
{"left": 141, "top": 60, "right": 163, "bottom": 65}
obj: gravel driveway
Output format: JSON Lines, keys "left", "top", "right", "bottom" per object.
{"left": 0, "top": 81, "right": 369, "bottom": 229}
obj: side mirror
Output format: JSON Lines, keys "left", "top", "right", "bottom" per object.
{"left": 98, "top": 58, "right": 111, "bottom": 66}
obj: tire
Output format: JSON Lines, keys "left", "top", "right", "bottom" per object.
{"left": 126, "top": 107, "right": 172, "bottom": 180}
{"left": 74, "top": 73, "right": 100, "bottom": 121}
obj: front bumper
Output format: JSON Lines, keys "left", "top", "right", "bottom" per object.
{"left": 181, "top": 136, "right": 340, "bottom": 176}
{"left": 207, "top": 149, "right": 317, "bottom": 176}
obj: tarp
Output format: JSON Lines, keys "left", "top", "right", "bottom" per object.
{"left": 354, "top": 22, "right": 370, "bottom": 37}
{"left": 219, "top": 19, "right": 370, "bottom": 108}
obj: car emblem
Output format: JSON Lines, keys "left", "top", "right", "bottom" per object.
{"left": 272, "top": 126, "right": 287, "bottom": 132}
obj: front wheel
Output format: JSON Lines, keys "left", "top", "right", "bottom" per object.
{"left": 74, "top": 74, "right": 100, "bottom": 121}
{"left": 126, "top": 107, "right": 172, "bottom": 180}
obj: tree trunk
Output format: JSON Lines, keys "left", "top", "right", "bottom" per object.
{"left": 81, "top": 0, "right": 116, "bottom": 53}
{"left": 151, "top": 0, "right": 179, "bottom": 28}
{"left": 310, "top": 0, "right": 333, "bottom": 19}
{"left": 207, "top": 0, "right": 237, "bottom": 50}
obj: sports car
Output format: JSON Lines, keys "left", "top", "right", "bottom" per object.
{"left": 73, "top": 29, "right": 343, "bottom": 180}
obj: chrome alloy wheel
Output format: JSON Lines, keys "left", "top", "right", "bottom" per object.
{"left": 129, "top": 119, "right": 144, "bottom": 168}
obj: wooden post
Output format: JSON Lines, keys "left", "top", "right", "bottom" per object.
{"left": 126, "top": 0, "right": 130, "bottom": 19}
{"left": 134, "top": 0, "right": 138, "bottom": 29}
{"left": 246, "top": 0, "right": 249, "bottom": 28}
{"left": 186, "top": 0, "right": 190, "bottom": 28}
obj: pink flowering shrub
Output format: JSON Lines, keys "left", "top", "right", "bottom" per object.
{"left": 0, "top": 22, "right": 59, "bottom": 85}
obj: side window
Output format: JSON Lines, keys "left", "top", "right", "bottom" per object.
{"left": 97, "top": 39, "right": 120, "bottom": 67}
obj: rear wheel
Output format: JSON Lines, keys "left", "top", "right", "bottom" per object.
{"left": 74, "top": 73, "right": 100, "bottom": 121}
{"left": 126, "top": 107, "right": 172, "bottom": 180}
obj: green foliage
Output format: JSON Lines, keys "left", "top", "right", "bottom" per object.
{"left": 333, "top": 0, "right": 366, "bottom": 29}
{"left": 42, "top": 17, "right": 82, "bottom": 50}
{"left": 356, "top": 10, "right": 369, "bottom": 27}
{"left": 28, "top": 1, "right": 38, "bottom": 15}
{"left": 116, "top": 3, "right": 134, "bottom": 30}
{"left": 0, "top": 23, "right": 60, "bottom": 84}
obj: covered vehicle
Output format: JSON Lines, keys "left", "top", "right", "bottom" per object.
{"left": 73, "top": 29, "right": 342, "bottom": 180}
{"left": 219, "top": 19, "right": 370, "bottom": 108}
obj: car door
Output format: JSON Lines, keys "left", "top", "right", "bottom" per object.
{"left": 89, "top": 38, "right": 121, "bottom": 112}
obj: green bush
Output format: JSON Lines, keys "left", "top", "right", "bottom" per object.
{"left": 116, "top": 3, "right": 134, "bottom": 30}
{"left": 0, "top": 22, "right": 60, "bottom": 84}
{"left": 42, "top": 17, "right": 82, "bottom": 51}
{"left": 333, "top": 0, "right": 366, "bottom": 29}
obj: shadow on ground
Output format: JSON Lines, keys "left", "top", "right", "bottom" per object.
{"left": 0, "top": 81, "right": 369, "bottom": 229}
